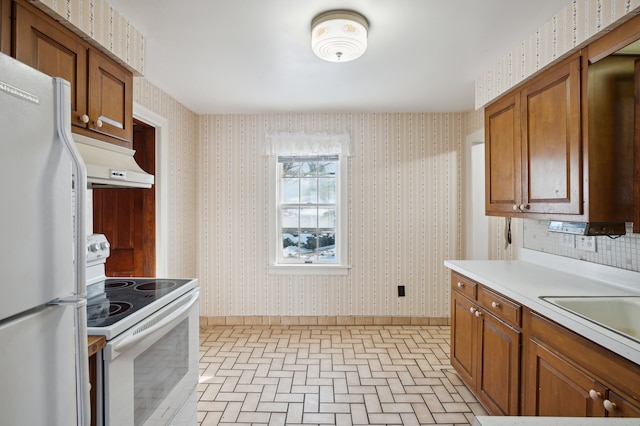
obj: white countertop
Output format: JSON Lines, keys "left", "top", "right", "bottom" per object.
{"left": 474, "top": 416, "right": 640, "bottom": 426}
{"left": 444, "top": 250, "right": 640, "bottom": 365}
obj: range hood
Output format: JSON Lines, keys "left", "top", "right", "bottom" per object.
{"left": 547, "top": 221, "right": 626, "bottom": 236}
{"left": 73, "top": 134, "right": 154, "bottom": 189}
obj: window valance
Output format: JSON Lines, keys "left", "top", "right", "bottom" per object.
{"left": 265, "top": 131, "right": 351, "bottom": 156}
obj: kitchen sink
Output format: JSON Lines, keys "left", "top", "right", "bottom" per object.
{"left": 541, "top": 296, "right": 640, "bottom": 342}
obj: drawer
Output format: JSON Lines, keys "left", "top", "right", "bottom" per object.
{"left": 451, "top": 271, "right": 477, "bottom": 300}
{"left": 478, "top": 286, "right": 521, "bottom": 327}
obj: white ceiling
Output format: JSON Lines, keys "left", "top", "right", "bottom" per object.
{"left": 107, "top": 0, "right": 572, "bottom": 115}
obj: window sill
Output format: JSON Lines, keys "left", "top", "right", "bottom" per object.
{"left": 268, "top": 264, "right": 350, "bottom": 276}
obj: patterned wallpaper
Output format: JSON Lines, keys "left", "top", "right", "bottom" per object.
{"left": 132, "top": 78, "right": 198, "bottom": 279}
{"left": 125, "top": 0, "right": 640, "bottom": 320}
{"left": 476, "top": 0, "right": 640, "bottom": 108}
{"left": 31, "top": 0, "right": 145, "bottom": 74}
{"left": 196, "top": 112, "right": 479, "bottom": 319}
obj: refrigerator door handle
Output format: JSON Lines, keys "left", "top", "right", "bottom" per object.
{"left": 54, "top": 77, "right": 87, "bottom": 297}
{"left": 54, "top": 77, "right": 90, "bottom": 426}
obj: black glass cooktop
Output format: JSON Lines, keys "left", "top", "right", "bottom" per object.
{"left": 87, "top": 278, "right": 194, "bottom": 327}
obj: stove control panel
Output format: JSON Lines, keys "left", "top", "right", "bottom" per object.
{"left": 87, "top": 233, "right": 110, "bottom": 265}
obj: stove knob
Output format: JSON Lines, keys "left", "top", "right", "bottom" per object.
{"left": 99, "top": 241, "right": 110, "bottom": 250}
{"left": 88, "top": 243, "right": 101, "bottom": 253}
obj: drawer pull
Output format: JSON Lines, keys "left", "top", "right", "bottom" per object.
{"left": 603, "top": 399, "right": 616, "bottom": 412}
{"left": 457, "top": 282, "right": 464, "bottom": 288}
{"left": 474, "top": 310, "right": 482, "bottom": 317}
{"left": 589, "top": 389, "right": 601, "bottom": 400}
{"left": 491, "top": 301, "right": 500, "bottom": 309}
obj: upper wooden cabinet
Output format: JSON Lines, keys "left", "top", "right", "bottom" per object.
{"left": 486, "top": 57, "right": 581, "bottom": 217}
{"left": 12, "top": 0, "right": 133, "bottom": 148}
{"left": 521, "top": 57, "right": 582, "bottom": 216}
{"left": 588, "top": 13, "right": 640, "bottom": 233}
{"left": 485, "top": 32, "right": 637, "bottom": 222}
{"left": 485, "top": 92, "right": 522, "bottom": 215}
{"left": 13, "top": 1, "right": 88, "bottom": 132}
{"left": 636, "top": 58, "right": 640, "bottom": 234}
{"left": 0, "top": 0, "right": 10, "bottom": 54}
{"left": 87, "top": 49, "right": 133, "bottom": 143}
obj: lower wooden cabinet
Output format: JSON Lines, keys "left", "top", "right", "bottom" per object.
{"left": 607, "top": 391, "right": 640, "bottom": 418}
{"left": 450, "top": 273, "right": 521, "bottom": 415}
{"left": 450, "top": 271, "right": 640, "bottom": 418}
{"left": 525, "top": 311, "right": 640, "bottom": 418}
{"left": 525, "top": 338, "right": 606, "bottom": 417}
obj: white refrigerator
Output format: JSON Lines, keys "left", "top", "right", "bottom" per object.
{"left": 0, "top": 53, "right": 90, "bottom": 425}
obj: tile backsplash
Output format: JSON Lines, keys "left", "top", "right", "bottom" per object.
{"left": 523, "top": 220, "right": 640, "bottom": 272}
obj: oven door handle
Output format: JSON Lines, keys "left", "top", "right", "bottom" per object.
{"left": 113, "top": 290, "right": 199, "bottom": 354}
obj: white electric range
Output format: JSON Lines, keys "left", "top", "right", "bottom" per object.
{"left": 86, "top": 234, "right": 200, "bottom": 426}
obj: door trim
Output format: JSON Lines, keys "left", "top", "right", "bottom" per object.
{"left": 132, "top": 102, "right": 169, "bottom": 277}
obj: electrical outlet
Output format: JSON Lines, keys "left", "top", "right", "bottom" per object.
{"left": 398, "top": 285, "right": 405, "bottom": 297}
{"left": 559, "top": 234, "right": 575, "bottom": 248}
{"left": 576, "top": 235, "right": 597, "bottom": 252}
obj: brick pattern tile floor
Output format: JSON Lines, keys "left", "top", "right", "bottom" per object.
{"left": 198, "top": 325, "right": 487, "bottom": 425}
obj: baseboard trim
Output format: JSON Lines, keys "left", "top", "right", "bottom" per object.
{"left": 199, "top": 316, "right": 450, "bottom": 327}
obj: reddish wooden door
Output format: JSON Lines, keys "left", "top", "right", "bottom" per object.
{"left": 93, "top": 120, "right": 156, "bottom": 277}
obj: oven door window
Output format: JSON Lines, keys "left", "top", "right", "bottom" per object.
{"left": 134, "top": 318, "right": 189, "bottom": 425}
{"left": 102, "top": 289, "right": 200, "bottom": 426}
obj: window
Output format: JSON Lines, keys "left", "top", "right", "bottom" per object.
{"left": 279, "top": 155, "right": 338, "bottom": 264}
{"left": 266, "top": 132, "right": 350, "bottom": 275}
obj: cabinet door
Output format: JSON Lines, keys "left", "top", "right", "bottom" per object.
{"left": 450, "top": 292, "right": 477, "bottom": 389}
{"left": 13, "top": 2, "right": 88, "bottom": 128}
{"left": 477, "top": 312, "right": 521, "bottom": 415}
{"left": 485, "top": 92, "right": 522, "bottom": 215}
{"left": 88, "top": 49, "right": 133, "bottom": 145}
{"left": 0, "top": 0, "right": 10, "bottom": 54}
{"left": 520, "top": 57, "right": 582, "bottom": 215}
{"left": 606, "top": 391, "right": 640, "bottom": 418}
{"left": 525, "top": 339, "right": 606, "bottom": 417}
{"left": 634, "top": 58, "right": 640, "bottom": 233}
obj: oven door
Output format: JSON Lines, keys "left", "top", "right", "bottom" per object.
{"left": 101, "top": 288, "right": 199, "bottom": 426}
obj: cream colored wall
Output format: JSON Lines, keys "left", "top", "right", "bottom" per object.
{"left": 196, "top": 112, "right": 479, "bottom": 319}
{"left": 476, "top": 0, "right": 640, "bottom": 108}
{"left": 129, "top": 80, "right": 484, "bottom": 319}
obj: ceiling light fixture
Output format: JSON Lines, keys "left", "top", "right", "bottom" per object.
{"left": 311, "top": 10, "right": 368, "bottom": 63}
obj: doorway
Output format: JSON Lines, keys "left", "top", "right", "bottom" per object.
{"left": 464, "top": 129, "right": 489, "bottom": 260}
{"left": 93, "top": 119, "right": 157, "bottom": 277}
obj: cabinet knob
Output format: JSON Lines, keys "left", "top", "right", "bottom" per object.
{"left": 589, "top": 389, "right": 601, "bottom": 401}
{"left": 94, "top": 118, "right": 103, "bottom": 128}
{"left": 491, "top": 301, "right": 500, "bottom": 309}
{"left": 474, "top": 310, "right": 482, "bottom": 317}
{"left": 603, "top": 399, "right": 616, "bottom": 412}
{"left": 457, "top": 282, "right": 464, "bottom": 288}
{"left": 79, "top": 114, "right": 89, "bottom": 124}
{"left": 519, "top": 204, "right": 529, "bottom": 211}
{"left": 469, "top": 307, "right": 476, "bottom": 314}
{"left": 512, "top": 205, "right": 519, "bottom": 211}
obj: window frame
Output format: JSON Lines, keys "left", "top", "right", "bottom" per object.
{"left": 268, "top": 152, "right": 349, "bottom": 276}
